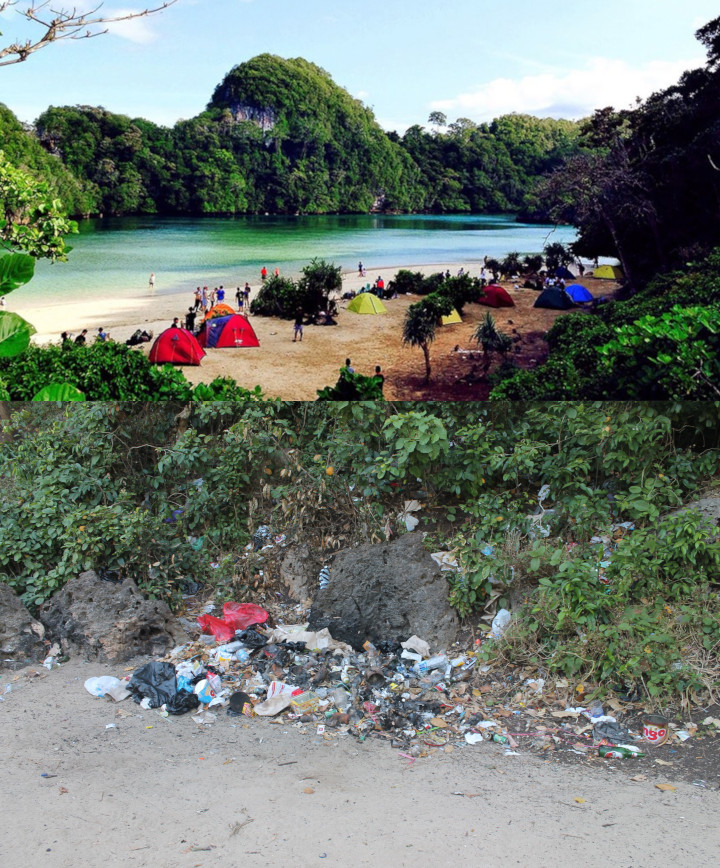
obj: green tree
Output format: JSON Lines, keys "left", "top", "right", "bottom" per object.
{"left": 403, "top": 301, "right": 439, "bottom": 382}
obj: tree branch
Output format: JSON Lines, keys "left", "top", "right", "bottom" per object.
{"left": 0, "top": 1, "right": 177, "bottom": 67}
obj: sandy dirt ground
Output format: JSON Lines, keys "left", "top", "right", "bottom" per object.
{"left": 2, "top": 659, "right": 718, "bottom": 868}
{"left": 14, "top": 263, "right": 617, "bottom": 400}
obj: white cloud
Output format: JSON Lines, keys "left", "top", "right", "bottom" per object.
{"left": 106, "top": 8, "right": 160, "bottom": 45}
{"left": 431, "top": 56, "right": 704, "bottom": 121}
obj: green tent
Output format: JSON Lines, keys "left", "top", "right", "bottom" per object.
{"left": 347, "top": 293, "right": 387, "bottom": 314}
{"left": 593, "top": 264, "right": 624, "bottom": 280}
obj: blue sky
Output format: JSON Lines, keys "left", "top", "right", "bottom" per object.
{"left": 1, "top": 0, "right": 717, "bottom": 131}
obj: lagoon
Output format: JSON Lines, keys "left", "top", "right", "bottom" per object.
{"left": 26, "top": 213, "right": 576, "bottom": 309}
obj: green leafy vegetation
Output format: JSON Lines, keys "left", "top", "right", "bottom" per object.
{"left": 492, "top": 250, "right": 720, "bottom": 400}
{"left": 1, "top": 402, "right": 718, "bottom": 702}
{"left": 0, "top": 341, "right": 265, "bottom": 401}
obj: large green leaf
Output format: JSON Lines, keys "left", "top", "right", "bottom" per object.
{"left": 32, "top": 383, "right": 86, "bottom": 402}
{"left": 0, "top": 311, "right": 36, "bottom": 357}
{"left": 0, "top": 252, "right": 35, "bottom": 294}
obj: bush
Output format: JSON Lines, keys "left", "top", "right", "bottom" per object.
{"left": 0, "top": 342, "right": 264, "bottom": 401}
{"left": 388, "top": 269, "right": 425, "bottom": 295}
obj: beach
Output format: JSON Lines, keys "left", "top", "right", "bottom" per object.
{"left": 11, "top": 263, "right": 614, "bottom": 401}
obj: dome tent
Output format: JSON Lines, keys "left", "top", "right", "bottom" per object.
{"left": 478, "top": 285, "right": 515, "bottom": 308}
{"left": 534, "top": 287, "right": 576, "bottom": 310}
{"left": 440, "top": 308, "right": 462, "bottom": 326}
{"left": 593, "top": 264, "right": 624, "bottom": 280}
{"left": 566, "top": 284, "right": 594, "bottom": 303}
{"left": 148, "top": 328, "right": 205, "bottom": 366}
{"left": 197, "top": 314, "right": 260, "bottom": 348}
{"left": 347, "top": 294, "right": 387, "bottom": 314}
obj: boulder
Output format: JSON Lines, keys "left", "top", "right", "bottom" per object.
{"left": 279, "top": 543, "right": 323, "bottom": 601}
{"left": 39, "top": 570, "right": 188, "bottom": 663}
{"left": 0, "top": 583, "right": 46, "bottom": 670}
{"left": 307, "top": 532, "right": 458, "bottom": 651}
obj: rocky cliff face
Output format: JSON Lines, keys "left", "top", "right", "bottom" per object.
{"left": 226, "top": 103, "right": 277, "bottom": 132}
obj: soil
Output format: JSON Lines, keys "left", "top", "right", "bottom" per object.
{"left": 2, "top": 659, "right": 718, "bottom": 867}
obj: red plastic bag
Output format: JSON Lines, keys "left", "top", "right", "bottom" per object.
{"left": 223, "top": 602, "right": 269, "bottom": 631}
{"left": 196, "top": 614, "right": 235, "bottom": 643}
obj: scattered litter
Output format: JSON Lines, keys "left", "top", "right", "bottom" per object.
{"left": 655, "top": 783, "right": 677, "bottom": 792}
{"left": 489, "top": 609, "right": 512, "bottom": 640}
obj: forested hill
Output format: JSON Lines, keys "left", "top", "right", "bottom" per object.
{"left": 8, "top": 54, "right": 582, "bottom": 217}
{"left": 0, "top": 104, "right": 92, "bottom": 216}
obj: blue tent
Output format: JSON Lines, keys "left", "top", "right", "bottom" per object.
{"left": 566, "top": 284, "right": 593, "bottom": 303}
{"left": 555, "top": 266, "right": 575, "bottom": 280}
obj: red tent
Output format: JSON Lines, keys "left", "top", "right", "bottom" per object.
{"left": 197, "top": 314, "right": 260, "bottom": 348}
{"left": 148, "top": 328, "right": 205, "bottom": 365}
{"left": 478, "top": 284, "right": 515, "bottom": 308}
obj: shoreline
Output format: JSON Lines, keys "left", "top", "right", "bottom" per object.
{"left": 15, "top": 260, "right": 498, "bottom": 345}
{"left": 9, "top": 259, "right": 612, "bottom": 401}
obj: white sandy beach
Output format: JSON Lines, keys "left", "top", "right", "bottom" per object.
{"left": 10, "top": 261, "right": 612, "bottom": 401}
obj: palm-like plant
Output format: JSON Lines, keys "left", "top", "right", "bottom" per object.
{"left": 474, "top": 312, "right": 513, "bottom": 377}
{"left": 403, "top": 301, "right": 438, "bottom": 382}
{"left": 500, "top": 252, "right": 522, "bottom": 277}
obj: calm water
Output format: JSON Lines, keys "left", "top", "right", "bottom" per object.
{"left": 27, "top": 214, "right": 576, "bottom": 307}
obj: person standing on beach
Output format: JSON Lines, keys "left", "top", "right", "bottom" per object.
{"left": 274, "top": 267, "right": 279, "bottom": 277}
{"left": 217, "top": 286, "right": 225, "bottom": 303}
{"left": 293, "top": 307, "right": 304, "bottom": 342}
{"left": 243, "top": 282, "right": 251, "bottom": 312}
{"left": 193, "top": 287, "right": 202, "bottom": 311}
{"left": 201, "top": 286, "right": 209, "bottom": 311}
{"left": 96, "top": 327, "right": 108, "bottom": 342}
{"left": 358, "top": 261, "right": 363, "bottom": 276}
{"left": 74, "top": 329, "right": 88, "bottom": 346}
{"left": 149, "top": 272, "right": 155, "bottom": 290}
{"left": 235, "top": 286, "right": 243, "bottom": 311}
{"left": 344, "top": 358, "right": 354, "bottom": 374}
{"left": 185, "top": 308, "right": 196, "bottom": 332}
{"left": 261, "top": 266, "right": 268, "bottom": 281}
{"left": 374, "top": 365, "right": 385, "bottom": 393}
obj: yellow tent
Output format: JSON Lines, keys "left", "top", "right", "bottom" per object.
{"left": 347, "top": 293, "right": 387, "bottom": 314}
{"left": 593, "top": 265, "right": 624, "bottom": 280}
{"left": 440, "top": 308, "right": 462, "bottom": 326}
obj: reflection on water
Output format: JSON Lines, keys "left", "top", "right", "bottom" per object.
{"left": 27, "top": 213, "right": 576, "bottom": 307}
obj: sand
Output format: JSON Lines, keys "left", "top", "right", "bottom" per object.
{"left": 12, "top": 263, "right": 613, "bottom": 401}
{"left": 1, "top": 658, "right": 718, "bottom": 867}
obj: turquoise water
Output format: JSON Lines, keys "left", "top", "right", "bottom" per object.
{"left": 27, "top": 214, "right": 576, "bottom": 307}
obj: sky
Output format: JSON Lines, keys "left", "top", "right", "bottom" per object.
{"left": 1, "top": 0, "right": 717, "bottom": 132}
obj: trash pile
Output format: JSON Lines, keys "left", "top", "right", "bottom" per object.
{"left": 81, "top": 598, "right": 714, "bottom": 764}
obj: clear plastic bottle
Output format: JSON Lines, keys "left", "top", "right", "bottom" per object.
{"left": 414, "top": 655, "right": 449, "bottom": 675}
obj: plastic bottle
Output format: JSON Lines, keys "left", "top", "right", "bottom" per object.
{"left": 598, "top": 745, "right": 646, "bottom": 759}
{"left": 414, "top": 655, "right": 449, "bottom": 675}
{"left": 492, "top": 733, "right": 509, "bottom": 744}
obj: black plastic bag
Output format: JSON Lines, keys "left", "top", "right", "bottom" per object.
{"left": 128, "top": 661, "right": 178, "bottom": 708}
{"left": 236, "top": 628, "right": 268, "bottom": 648}
{"left": 165, "top": 690, "right": 200, "bottom": 715}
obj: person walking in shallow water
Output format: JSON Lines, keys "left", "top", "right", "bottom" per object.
{"left": 149, "top": 272, "right": 155, "bottom": 291}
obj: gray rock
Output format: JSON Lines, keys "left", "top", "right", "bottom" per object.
{"left": 0, "top": 583, "right": 46, "bottom": 670}
{"left": 307, "top": 532, "right": 458, "bottom": 651}
{"left": 279, "top": 543, "right": 323, "bottom": 601}
{"left": 39, "top": 570, "right": 188, "bottom": 663}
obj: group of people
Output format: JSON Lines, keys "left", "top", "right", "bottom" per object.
{"left": 343, "top": 358, "right": 385, "bottom": 393}
{"left": 60, "top": 327, "right": 109, "bottom": 347}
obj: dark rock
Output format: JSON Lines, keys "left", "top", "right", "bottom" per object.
{"left": 39, "top": 570, "right": 188, "bottom": 663}
{"left": 307, "top": 532, "right": 458, "bottom": 651}
{"left": 0, "top": 583, "right": 46, "bottom": 670}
